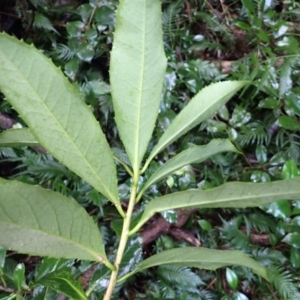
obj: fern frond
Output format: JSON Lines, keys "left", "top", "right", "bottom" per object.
{"left": 98, "top": 94, "right": 114, "bottom": 125}
{"left": 286, "top": 143, "right": 300, "bottom": 161}
{"left": 159, "top": 279, "right": 176, "bottom": 299}
{"left": 238, "top": 121, "right": 270, "bottom": 146}
{"left": 156, "top": 265, "right": 204, "bottom": 288}
{"left": 162, "top": 1, "right": 184, "bottom": 41}
{"left": 282, "top": 8, "right": 300, "bottom": 21}
{"left": 33, "top": 12, "right": 58, "bottom": 33}
{"left": 8, "top": 150, "right": 77, "bottom": 183}
{"left": 220, "top": 217, "right": 250, "bottom": 249}
{"left": 178, "top": 287, "right": 216, "bottom": 300}
{"left": 252, "top": 248, "right": 287, "bottom": 266}
{"left": 52, "top": 44, "right": 75, "bottom": 61}
{"left": 0, "top": 147, "right": 17, "bottom": 158}
{"left": 267, "top": 266, "right": 300, "bottom": 299}
{"left": 243, "top": 213, "right": 276, "bottom": 233}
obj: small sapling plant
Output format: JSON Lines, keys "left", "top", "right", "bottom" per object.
{"left": 0, "top": 0, "right": 300, "bottom": 299}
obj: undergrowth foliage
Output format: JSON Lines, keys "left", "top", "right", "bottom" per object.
{"left": 0, "top": 0, "right": 300, "bottom": 299}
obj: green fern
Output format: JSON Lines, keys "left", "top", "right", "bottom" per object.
{"left": 267, "top": 266, "right": 300, "bottom": 299}
{"left": 243, "top": 213, "right": 276, "bottom": 233}
{"left": 33, "top": 12, "right": 58, "bottom": 33}
{"left": 159, "top": 280, "right": 177, "bottom": 299}
{"left": 252, "top": 248, "right": 287, "bottom": 266}
{"left": 52, "top": 44, "right": 75, "bottom": 61}
{"left": 156, "top": 265, "right": 204, "bottom": 288}
{"left": 10, "top": 150, "right": 76, "bottom": 182}
{"left": 237, "top": 121, "right": 270, "bottom": 146}
{"left": 220, "top": 216, "right": 250, "bottom": 249}
{"left": 0, "top": 147, "right": 17, "bottom": 158}
{"left": 282, "top": 8, "right": 300, "bottom": 21}
{"left": 162, "top": 0, "right": 184, "bottom": 46}
{"left": 177, "top": 287, "right": 216, "bottom": 300}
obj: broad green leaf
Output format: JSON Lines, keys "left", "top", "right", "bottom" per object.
{"left": 290, "top": 246, "right": 300, "bottom": 268}
{"left": 241, "top": 0, "right": 256, "bottom": 14}
{"left": 110, "top": 0, "right": 167, "bottom": 173}
{"left": 0, "top": 128, "right": 39, "bottom": 147}
{"left": 35, "top": 258, "right": 74, "bottom": 281}
{"left": 278, "top": 116, "right": 300, "bottom": 131}
{"left": 130, "top": 178, "right": 300, "bottom": 234}
{"left": 13, "top": 263, "right": 25, "bottom": 291}
{"left": 256, "top": 144, "right": 267, "bottom": 164}
{"left": 283, "top": 159, "right": 298, "bottom": 179}
{"left": 32, "top": 286, "right": 59, "bottom": 300}
{"left": 0, "top": 179, "right": 114, "bottom": 270}
{"left": 279, "top": 58, "right": 293, "bottom": 97}
{"left": 282, "top": 233, "right": 300, "bottom": 248}
{"left": 0, "top": 33, "right": 119, "bottom": 206}
{"left": 138, "top": 139, "right": 238, "bottom": 200}
{"left": 226, "top": 267, "right": 239, "bottom": 290}
{"left": 265, "top": 200, "right": 291, "bottom": 219}
{"left": 118, "top": 247, "right": 268, "bottom": 282}
{"left": 145, "top": 81, "right": 247, "bottom": 170}
{"left": 34, "top": 268, "right": 87, "bottom": 300}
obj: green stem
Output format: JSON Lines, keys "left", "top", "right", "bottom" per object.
{"left": 113, "top": 156, "right": 133, "bottom": 177}
{"left": 103, "top": 175, "right": 139, "bottom": 300}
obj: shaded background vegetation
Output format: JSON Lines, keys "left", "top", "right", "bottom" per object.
{"left": 1, "top": 0, "right": 300, "bottom": 299}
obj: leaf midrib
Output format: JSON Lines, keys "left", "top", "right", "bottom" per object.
{"left": 133, "top": 2, "right": 147, "bottom": 174}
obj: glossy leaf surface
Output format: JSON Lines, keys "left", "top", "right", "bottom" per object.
{"left": 146, "top": 81, "right": 247, "bottom": 166}
{"left": 119, "top": 247, "right": 268, "bottom": 281}
{"left": 0, "top": 179, "right": 111, "bottom": 267}
{"left": 0, "top": 128, "right": 39, "bottom": 147}
{"left": 283, "top": 160, "right": 298, "bottom": 179}
{"left": 110, "top": 0, "right": 167, "bottom": 173}
{"left": 34, "top": 268, "right": 87, "bottom": 300}
{"left": 278, "top": 116, "right": 300, "bottom": 130}
{"left": 130, "top": 178, "right": 300, "bottom": 234}
{"left": 138, "top": 139, "right": 238, "bottom": 197}
{"left": 226, "top": 267, "right": 239, "bottom": 290}
{"left": 13, "top": 263, "right": 25, "bottom": 291}
{"left": 266, "top": 200, "right": 291, "bottom": 219}
{"left": 290, "top": 246, "right": 300, "bottom": 268}
{"left": 0, "top": 33, "right": 118, "bottom": 205}
{"left": 282, "top": 233, "right": 300, "bottom": 248}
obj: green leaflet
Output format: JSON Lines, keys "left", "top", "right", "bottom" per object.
{"left": 144, "top": 81, "right": 247, "bottom": 171}
{"left": 34, "top": 268, "right": 87, "bottom": 300}
{"left": 110, "top": 0, "right": 167, "bottom": 174}
{"left": 118, "top": 247, "right": 268, "bottom": 282}
{"left": 278, "top": 115, "right": 300, "bottom": 131}
{"left": 137, "top": 139, "right": 239, "bottom": 201}
{"left": 0, "top": 179, "right": 114, "bottom": 270}
{"left": 0, "top": 33, "right": 119, "bottom": 206}
{"left": 0, "top": 128, "right": 39, "bottom": 147}
{"left": 130, "top": 178, "right": 300, "bottom": 234}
